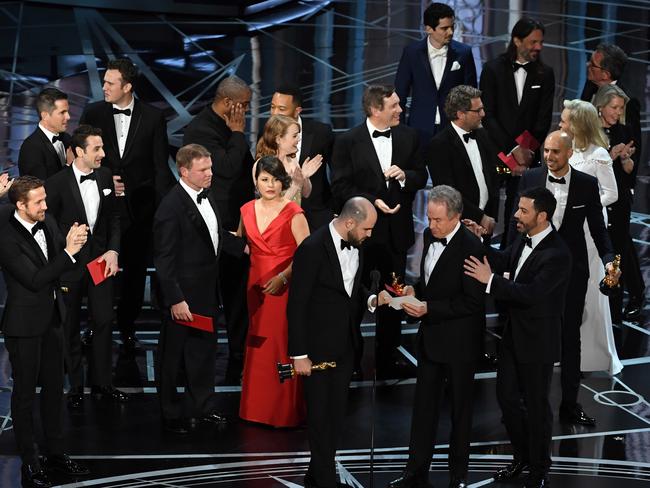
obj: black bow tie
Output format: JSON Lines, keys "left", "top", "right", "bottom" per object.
{"left": 340, "top": 239, "right": 353, "bottom": 250}
{"left": 52, "top": 135, "right": 62, "bottom": 144}
{"left": 462, "top": 131, "right": 476, "bottom": 143}
{"left": 431, "top": 236, "right": 447, "bottom": 246}
{"left": 548, "top": 175, "right": 566, "bottom": 184}
{"left": 80, "top": 172, "right": 96, "bottom": 184}
{"left": 31, "top": 221, "right": 45, "bottom": 236}
{"left": 513, "top": 62, "right": 530, "bottom": 72}
{"left": 196, "top": 188, "right": 210, "bottom": 204}
{"left": 113, "top": 108, "right": 132, "bottom": 116}
{"left": 523, "top": 236, "right": 533, "bottom": 248}
{"left": 372, "top": 129, "right": 391, "bottom": 139}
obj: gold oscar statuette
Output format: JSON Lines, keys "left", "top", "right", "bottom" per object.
{"left": 599, "top": 254, "right": 621, "bottom": 296}
{"left": 277, "top": 361, "right": 337, "bottom": 383}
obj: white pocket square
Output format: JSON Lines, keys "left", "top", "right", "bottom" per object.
{"left": 572, "top": 204, "right": 585, "bottom": 209}
{"left": 531, "top": 85, "right": 541, "bottom": 89}
{"left": 451, "top": 61, "right": 461, "bottom": 71}
{"left": 103, "top": 188, "right": 112, "bottom": 196}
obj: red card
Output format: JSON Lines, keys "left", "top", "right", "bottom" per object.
{"left": 86, "top": 258, "right": 107, "bottom": 286}
{"left": 515, "top": 130, "right": 540, "bottom": 151}
{"left": 176, "top": 313, "right": 214, "bottom": 332}
{"left": 498, "top": 152, "right": 519, "bottom": 171}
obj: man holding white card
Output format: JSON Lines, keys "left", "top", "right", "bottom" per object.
{"left": 389, "top": 185, "right": 485, "bottom": 488}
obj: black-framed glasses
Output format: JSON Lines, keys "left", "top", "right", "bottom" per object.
{"left": 587, "top": 59, "right": 607, "bottom": 72}
{"left": 465, "top": 107, "right": 485, "bottom": 113}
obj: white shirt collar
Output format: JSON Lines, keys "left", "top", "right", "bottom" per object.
{"left": 427, "top": 39, "right": 448, "bottom": 56}
{"left": 39, "top": 123, "right": 59, "bottom": 141}
{"left": 366, "top": 118, "right": 390, "bottom": 136}
{"left": 527, "top": 223, "right": 553, "bottom": 249}
{"left": 112, "top": 96, "right": 135, "bottom": 112}
{"left": 179, "top": 178, "right": 203, "bottom": 200}
{"left": 451, "top": 121, "right": 473, "bottom": 139}
{"left": 14, "top": 210, "right": 40, "bottom": 233}
{"left": 547, "top": 165, "right": 572, "bottom": 185}
{"left": 72, "top": 161, "right": 94, "bottom": 181}
{"left": 329, "top": 221, "right": 355, "bottom": 252}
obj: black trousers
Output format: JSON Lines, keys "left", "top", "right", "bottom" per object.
{"left": 5, "top": 320, "right": 64, "bottom": 466}
{"left": 406, "top": 340, "right": 476, "bottom": 479}
{"left": 62, "top": 273, "right": 114, "bottom": 388}
{"left": 561, "top": 277, "right": 588, "bottom": 408}
{"left": 304, "top": 351, "right": 354, "bottom": 488}
{"left": 157, "top": 316, "right": 217, "bottom": 419}
{"left": 219, "top": 253, "right": 249, "bottom": 370}
{"left": 497, "top": 333, "right": 554, "bottom": 479}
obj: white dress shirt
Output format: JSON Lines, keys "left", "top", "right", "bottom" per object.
{"left": 39, "top": 123, "right": 65, "bottom": 165}
{"left": 451, "top": 122, "right": 489, "bottom": 210}
{"left": 513, "top": 61, "right": 529, "bottom": 104}
{"left": 13, "top": 212, "right": 76, "bottom": 265}
{"left": 179, "top": 179, "right": 219, "bottom": 255}
{"left": 328, "top": 222, "right": 359, "bottom": 297}
{"left": 366, "top": 118, "right": 392, "bottom": 181}
{"left": 545, "top": 167, "right": 572, "bottom": 230}
{"left": 113, "top": 97, "right": 135, "bottom": 158}
{"left": 423, "top": 221, "right": 461, "bottom": 285}
{"left": 427, "top": 40, "right": 448, "bottom": 124}
{"left": 72, "top": 163, "right": 100, "bottom": 232}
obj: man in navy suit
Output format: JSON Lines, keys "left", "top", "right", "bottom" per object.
{"left": 395, "top": 2, "right": 477, "bottom": 143}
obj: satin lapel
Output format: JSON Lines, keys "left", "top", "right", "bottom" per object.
{"left": 95, "top": 169, "right": 111, "bottom": 223}
{"left": 417, "top": 39, "right": 436, "bottom": 88}
{"left": 208, "top": 193, "right": 223, "bottom": 257}
{"left": 65, "top": 167, "right": 89, "bottom": 226}
{"left": 518, "top": 66, "right": 538, "bottom": 113}
{"left": 359, "top": 126, "right": 386, "bottom": 186}
{"left": 420, "top": 231, "right": 431, "bottom": 284}
{"left": 36, "top": 129, "right": 61, "bottom": 163}
{"left": 510, "top": 238, "right": 526, "bottom": 277}
{"left": 515, "top": 232, "right": 552, "bottom": 282}
{"left": 503, "top": 59, "right": 519, "bottom": 108}
{"left": 449, "top": 128, "right": 474, "bottom": 172}
{"left": 324, "top": 232, "right": 347, "bottom": 294}
{"left": 439, "top": 42, "right": 457, "bottom": 89}
{"left": 299, "top": 129, "right": 314, "bottom": 165}
{"left": 9, "top": 217, "right": 48, "bottom": 265}
{"left": 476, "top": 133, "right": 493, "bottom": 187}
{"left": 425, "top": 227, "right": 460, "bottom": 292}
{"left": 177, "top": 188, "right": 214, "bottom": 252}
{"left": 122, "top": 100, "right": 142, "bottom": 162}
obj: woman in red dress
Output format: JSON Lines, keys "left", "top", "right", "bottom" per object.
{"left": 238, "top": 155, "right": 310, "bottom": 427}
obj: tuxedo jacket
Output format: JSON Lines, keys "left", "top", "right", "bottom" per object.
{"left": 480, "top": 53, "right": 555, "bottom": 154}
{"left": 0, "top": 207, "right": 74, "bottom": 337}
{"left": 298, "top": 118, "right": 335, "bottom": 214}
{"left": 44, "top": 165, "right": 120, "bottom": 282}
{"left": 426, "top": 125, "right": 499, "bottom": 223}
{"left": 182, "top": 104, "right": 255, "bottom": 230}
{"left": 487, "top": 230, "right": 571, "bottom": 363}
{"left": 416, "top": 226, "right": 486, "bottom": 363}
{"left": 79, "top": 99, "right": 174, "bottom": 223}
{"left": 18, "top": 128, "right": 71, "bottom": 179}
{"left": 512, "top": 167, "right": 614, "bottom": 279}
{"left": 287, "top": 225, "right": 369, "bottom": 362}
{"left": 330, "top": 123, "right": 427, "bottom": 251}
{"left": 153, "top": 184, "right": 246, "bottom": 317}
{"left": 395, "top": 39, "right": 477, "bottom": 135}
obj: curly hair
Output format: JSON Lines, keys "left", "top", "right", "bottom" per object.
{"left": 256, "top": 115, "right": 299, "bottom": 159}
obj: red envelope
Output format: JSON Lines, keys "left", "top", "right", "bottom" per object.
{"left": 516, "top": 130, "right": 540, "bottom": 151}
{"left": 498, "top": 152, "right": 519, "bottom": 171}
{"left": 86, "top": 258, "right": 107, "bottom": 286}
{"left": 176, "top": 313, "right": 214, "bottom": 333}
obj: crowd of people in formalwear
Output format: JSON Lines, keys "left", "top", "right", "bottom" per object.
{"left": 0, "top": 2, "right": 644, "bottom": 488}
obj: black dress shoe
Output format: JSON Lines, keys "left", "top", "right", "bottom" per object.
{"left": 524, "top": 475, "right": 549, "bottom": 487}
{"left": 494, "top": 461, "right": 529, "bottom": 481}
{"left": 42, "top": 453, "right": 90, "bottom": 476}
{"left": 67, "top": 388, "right": 84, "bottom": 409}
{"left": 198, "top": 412, "right": 228, "bottom": 425}
{"left": 559, "top": 404, "right": 596, "bottom": 426}
{"left": 91, "top": 385, "right": 130, "bottom": 403}
{"left": 21, "top": 464, "right": 51, "bottom": 488}
{"left": 449, "top": 478, "right": 466, "bottom": 488}
{"left": 624, "top": 299, "right": 643, "bottom": 320}
{"left": 80, "top": 327, "right": 94, "bottom": 347}
{"left": 162, "top": 418, "right": 189, "bottom": 435}
{"left": 387, "top": 470, "right": 432, "bottom": 488}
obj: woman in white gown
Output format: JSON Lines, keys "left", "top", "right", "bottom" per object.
{"left": 559, "top": 99, "right": 623, "bottom": 375}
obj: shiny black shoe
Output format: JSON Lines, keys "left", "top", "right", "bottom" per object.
{"left": 67, "top": 388, "right": 84, "bottom": 410}
{"left": 387, "top": 470, "right": 433, "bottom": 488}
{"left": 42, "top": 453, "right": 90, "bottom": 476}
{"left": 449, "top": 478, "right": 467, "bottom": 488}
{"left": 162, "top": 418, "right": 190, "bottom": 435}
{"left": 91, "top": 385, "right": 130, "bottom": 403}
{"left": 494, "top": 461, "right": 529, "bottom": 481}
{"left": 21, "top": 464, "right": 51, "bottom": 488}
{"left": 524, "top": 474, "right": 550, "bottom": 487}
{"left": 623, "top": 298, "right": 643, "bottom": 321}
{"left": 198, "top": 412, "right": 228, "bottom": 425}
{"left": 559, "top": 404, "right": 596, "bottom": 426}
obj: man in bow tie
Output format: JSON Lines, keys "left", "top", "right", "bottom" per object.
{"left": 80, "top": 58, "right": 174, "bottom": 352}
{"left": 388, "top": 185, "right": 486, "bottom": 488}
{"left": 394, "top": 2, "right": 477, "bottom": 145}
{"left": 479, "top": 17, "right": 555, "bottom": 247}
{"left": 18, "top": 87, "right": 72, "bottom": 179}
{"left": 331, "top": 84, "right": 427, "bottom": 379}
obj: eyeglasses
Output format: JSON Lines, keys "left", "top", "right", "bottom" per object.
{"left": 465, "top": 107, "right": 485, "bottom": 113}
{"left": 587, "top": 59, "right": 607, "bottom": 72}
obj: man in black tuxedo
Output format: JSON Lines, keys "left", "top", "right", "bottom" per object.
{"left": 479, "top": 18, "right": 554, "bottom": 246}
{"left": 270, "top": 84, "right": 335, "bottom": 230}
{"left": 154, "top": 144, "right": 246, "bottom": 434}
{"left": 331, "top": 84, "right": 428, "bottom": 378}
{"left": 45, "top": 125, "right": 129, "bottom": 410}
{"left": 18, "top": 87, "right": 71, "bottom": 179}
{"left": 512, "top": 131, "right": 617, "bottom": 426}
{"left": 426, "top": 85, "right": 498, "bottom": 236}
{"left": 389, "top": 186, "right": 486, "bottom": 488}
{"left": 465, "top": 186, "right": 571, "bottom": 488}
{"left": 288, "top": 197, "right": 386, "bottom": 488}
{"left": 0, "top": 176, "right": 90, "bottom": 488}
{"left": 182, "top": 75, "right": 254, "bottom": 383}
{"left": 79, "top": 58, "right": 174, "bottom": 351}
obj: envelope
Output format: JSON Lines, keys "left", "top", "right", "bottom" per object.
{"left": 176, "top": 313, "right": 214, "bottom": 332}
{"left": 498, "top": 152, "right": 519, "bottom": 171}
{"left": 451, "top": 60, "right": 461, "bottom": 71}
{"left": 516, "top": 130, "right": 540, "bottom": 151}
{"left": 86, "top": 258, "right": 107, "bottom": 286}
{"left": 389, "top": 295, "right": 425, "bottom": 310}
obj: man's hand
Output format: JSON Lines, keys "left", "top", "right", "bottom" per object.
{"left": 293, "top": 357, "right": 312, "bottom": 376}
{"left": 402, "top": 300, "right": 427, "bottom": 317}
{"left": 171, "top": 301, "right": 192, "bottom": 322}
{"left": 462, "top": 218, "right": 486, "bottom": 238}
{"left": 113, "top": 175, "right": 125, "bottom": 196}
{"left": 511, "top": 164, "right": 527, "bottom": 176}
{"left": 479, "top": 214, "right": 496, "bottom": 235}
{"left": 225, "top": 103, "right": 246, "bottom": 132}
{"left": 302, "top": 155, "right": 323, "bottom": 179}
{"left": 377, "top": 290, "right": 391, "bottom": 306}
{"left": 463, "top": 255, "right": 493, "bottom": 284}
{"left": 0, "top": 173, "right": 13, "bottom": 198}
{"left": 65, "top": 223, "right": 89, "bottom": 255}
{"left": 605, "top": 261, "right": 622, "bottom": 285}
{"left": 374, "top": 199, "right": 401, "bottom": 214}
{"left": 384, "top": 165, "right": 406, "bottom": 183}
{"left": 401, "top": 285, "right": 415, "bottom": 297}
{"left": 512, "top": 146, "right": 534, "bottom": 167}
{"left": 98, "top": 250, "right": 119, "bottom": 277}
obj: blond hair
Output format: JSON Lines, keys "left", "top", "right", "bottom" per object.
{"left": 563, "top": 99, "right": 608, "bottom": 151}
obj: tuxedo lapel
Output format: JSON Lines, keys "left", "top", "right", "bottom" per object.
{"left": 448, "top": 127, "right": 474, "bottom": 173}
{"left": 358, "top": 126, "right": 386, "bottom": 186}
{"left": 65, "top": 167, "right": 89, "bottom": 226}
{"left": 501, "top": 58, "right": 519, "bottom": 108}
{"left": 122, "top": 100, "right": 142, "bottom": 162}
{"left": 9, "top": 217, "right": 48, "bottom": 265}
{"left": 417, "top": 39, "right": 436, "bottom": 88}
{"left": 208, "top": 193, "right": 223, "bottom": 257}
{"left": 559, "top": 173, "right": 578, "bottom": 231}
{"left": 323, "top": 233, "right": 347, "bottom": 295}
{"left": 177, "top": 187, "right": 214, "bottom": 252}
{"left": 36, "top": 129, "right": 63, "bottom": 165}
{"left": 439, "top": 42, "right": 458, "bottom": 90}
{"left": 102, "top": 103, "right": 120, "bottom": 161}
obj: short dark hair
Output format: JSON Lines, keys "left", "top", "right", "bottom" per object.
{"left": 176, "top": 143, "right": 211, "bottom": 170}
{"left": 275, "top": 84, "right": 303, "bottom": 107}
{"left": 36, "top": 87, "right": 68, "bottom": 118}
{"left": 362, "top": 84, "right": 395, "bottom": 117}
{"left": 71, "top": 125, "right": 103, "bottom": 155}
{"left": 8, "top": 175, "right": 44, "bottom": 205}
{"left": 107, "top": 58, "right": 138, "bottom": 89}
{"left": 519, "top": 186, "right": 556, "bottom": 221}
{"left": 507, "top": 17, "right": 545, "bottom": 61}
{"left": 423, "top": 2, "right": 455, "bottom": 30}
{"left": 215, "top": 75, "right": 251, "bottom": 101}
{"left": 445, "top": 85, "right": 482, "bottom": 120}
{"left": 254, "top": 155, "right": 292, "bottom": 191}
{"left": 595, "top": 43, "right": 628, "bottom": 81}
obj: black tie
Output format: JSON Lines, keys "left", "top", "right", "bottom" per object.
{"left": 513, "top": 62, "right": 529, "bottom": 72}
{"left": 523, "top": 236, "right": 533, "bottom": 248}
{"left": 372, "top": 129, "right": 391, "bottom": 139}
{"left": 197, "top": 188, "right": 210, "bottom": 204}
{"left": 52, "top": 135, "right": 62, "bottom": 144}
{"left": 340, "top": 239, "right": 352, "bottom": 251}
{"left": 80, "top": 172, "right": 96, "bottom": 184}
{"left": 113, "top": 108, "right": 132, "bottom": 116}
{"left": 432, "top": 236, "right": 447, "bottom": 246}
{"left": 31, "top": 221, "right": 45, "bottom": 236}
{"left": 548, "top": 175, "right": 566, "bottom": 184}
{"left": 462, "top": 131, "right": 476, "bottom": 143}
